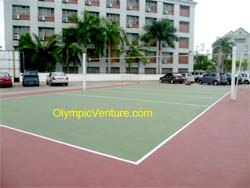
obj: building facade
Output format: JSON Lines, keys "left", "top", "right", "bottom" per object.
{"left": 2, "top": 0, "right": 196, "bottom": 74}
{"left": 213, "top": 28, "right": 250, "bottom": 62}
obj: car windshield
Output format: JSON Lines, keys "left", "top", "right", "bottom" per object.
{"left": 53, "top": 72, "right": 65, "bottom": 76}
{"left": 0, "top": 73, "right": 10, "bottom": 77}
{"left": 25, "top": 70, "right": 38, "bottom": 75}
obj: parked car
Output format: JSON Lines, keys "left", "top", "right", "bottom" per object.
{"left": 46, "top": 72, "right": 69, "bottom": 86}
{"left": 0, "top": 72, "right": 13, "bottom": 87}
{"left": 240, "top": 72, "right": 250, "bottom": 84}
{"left": 199, "top": 73, "right": 228, "bottom": 85}
{"left": 225, "top": 73, "right": 243, "bottom": 85}
{"left": 22, "top": 69, "right": 39, "bottom": 86}
{"left": 192, "top": 70, "right": 206, "bottom": 82}
{"left": 182, "top": 73, "right": 195, "bottom": 83}
{"left": 159, "top": 73, "right": 185, "bottom": 84}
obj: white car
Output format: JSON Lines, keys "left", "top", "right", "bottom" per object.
{"left": 182, "top": 73, "right": 195, "bottom": 83}
{"left": 46, "top": 72, "right": 69, "bottom": 86}
{"left": 240, "top": 72, "right": 250, "bottom": 84}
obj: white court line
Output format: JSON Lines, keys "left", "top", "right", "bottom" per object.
{"left": 91, "top": 89, "right": 219, "bottom": 99}
{"left": 0, "top": 91, "right": 230, "bottom": 166}
{"left": 0, "top": 124, "right": 137, "bottom": 165}
{"left": 60, "top": 93, "right": 208, "bottom": 108}
{"left": 134, "top": 91, "right": 230, "bottom": 165}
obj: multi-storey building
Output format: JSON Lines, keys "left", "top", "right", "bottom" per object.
{"left": 212, "top": 28, "right": 250, "bottom": 63}
{"left": 2, "top": 0, "right": 196, "bottom": 74}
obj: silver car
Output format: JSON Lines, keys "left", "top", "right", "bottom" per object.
{"left": 46, "top": 72, "right": 69, "bottom": 86}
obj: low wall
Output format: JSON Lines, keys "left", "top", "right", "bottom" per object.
{"left": 20, "top": 73, "right": 163, "bottom": 82}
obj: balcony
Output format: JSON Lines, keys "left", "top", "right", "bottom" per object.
{"left": 13, "top": 14, "right": 30, "bottom": 21}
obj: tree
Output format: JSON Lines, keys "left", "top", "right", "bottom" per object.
{"left": 18, "top": 33, "right": 59, "bottom": 72}
{"left": 194, "top": 54, "right": 216, "bottom": 72}
{"left": 104, "top": 19, "right": 127, "bottom": 72}
{"left": 141, "top": 19, "right": 178, "bottom": 74}
{"left": 123, "top": 37, "right": 148, "bottom": 72}
{"left": 56, "top": 29, "right": 83, "bottom": 73}
{"left": 212, "top": 37, "right": 234, "bottom": 71}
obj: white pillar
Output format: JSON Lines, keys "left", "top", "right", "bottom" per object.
{"left": 82, "top": 53, "right": 86, "bottom": 90}
{"left": 230, "top": 47, "right": 237, "bottom": 100}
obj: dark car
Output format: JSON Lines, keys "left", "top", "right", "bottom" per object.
{"left": 199, "top": 73, "right": 228, "bottom": 85}
{"left": 225, "top": 73, "right": 242, "bottom": 85}
{"left": 159, "top": 73, "right": 185, "bottom": 84}
{"left": 22, "top": 70, "right": 39, "bottom": 86}
{"left": 0, "top": 72, "right": 13, "bottom": 87}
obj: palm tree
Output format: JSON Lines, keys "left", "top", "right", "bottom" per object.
{"left": 212, "top": 37, "right": 234, "bottom": 71}
{"left": 141, "top": 19, "right": 178, "bottom": 74}
{"left": 18, "top": 33, "right": 59, "bottom": 72}
{"left": 56, "top": 29, "right": 83, "bottom": 73}
{"left": 104, "top": 19, "right": 127, "bottom": 73}
{"left": 71, "top": 11, "right": 106, "bottom": 56}
{"left": 123, "top": 37, "right": 148, "bottom": 72}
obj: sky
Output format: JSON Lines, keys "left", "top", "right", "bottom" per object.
{"left": 0, "top": 0, "right": 250, "bottom": 51}
{"left": 195, "top": 0, "right": 250, "bottom": 54}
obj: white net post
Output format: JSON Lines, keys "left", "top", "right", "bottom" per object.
{"left": 82, "top": 53, "right": 86, "bottom": 91}
{"left": 230, "top": 47, "right": 237, "bottom": 100}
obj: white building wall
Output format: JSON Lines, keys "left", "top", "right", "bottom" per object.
{"left": 3, "top": 0, "right": 197, "bottom": 74}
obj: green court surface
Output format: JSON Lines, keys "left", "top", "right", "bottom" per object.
{"left": 0, "top": 84, "right": 229, "bottom": 162}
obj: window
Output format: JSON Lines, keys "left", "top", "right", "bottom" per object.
{"left": 87, "top": 67, "right": 100, "bottom": 73}
{"left": 63, "top": 66, "right": 78, "bottom": 73}
{"left": 12, "top": 5, "right": 30, "bottom": 20}
{"left": 163, "top": 3, "right": 174, "bottom": 15}
{"left": 126, "top": 67, "right": 138, "bottom": 74}
{"left": 179, "top": 53, "right": 189, "bottom": 64}
{"left": 38, "top": 7, "right": 54, "bottom": 22}
{"left": 179, "top": 38, "right": 189, "bottom": 48}
{"left": 62, "top": 9, "right": 77, "bottom": 23}
{"left": 145, "top": 17, "right": 156, "bottom": 26}
{"left": 162, "top": 52, "right": 173, "bottom": 64}
{"left": 127, "top": 0, "right": 139, "bottom": 11}
{"left": 146, "top": 51, "right": 156, "bottom": 63}
{"left": 107, "top": 13, "right": 120, "bottom": 26}
{"left": 162, "top": 68, "right": 173, "bottom": 74}
{"left": 85, "top": 0, "right": 99, "bottom": 6}
{"left": 110, "top": 67, "right": 120, "bottom": 73}
{"left": 145, "top": 0, "right": 157, "bottom": 13}
{"left": 127, "top": 33, "right": 139, "bottom": 45}
{"left": 235, "top": 38, "right": 246, "bottom": 43}
{"left": 107, "top": 0, "right": 120, "bottom": 8}
{"left": 126, "top": 16, "right": 139, "bottom": 28}
{"left": 13, "top": 26, "right": 30, "bottom": 39}
{"left": 145, "top": 68, "right": 156, "bottom": 74}
{"left": 38, "top": 27, "right": 55, "bottom": 41}
{"left": 180, "top": 5, "right": 190, "bottom": 17}
{"left": 179, "top": 21, "right": 189, "bottom": 33}
{"left": 178, "top": 68, "right": 188, "bottom": 73}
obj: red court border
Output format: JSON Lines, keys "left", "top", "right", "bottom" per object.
{"left": 0, "top": 88, "right": 249, "bottom": 187}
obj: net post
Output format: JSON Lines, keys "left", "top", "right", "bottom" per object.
{"left": 230, "top": 47, "right": 237, "bottom": 100}
{"left": 82, "top": 53, "right": 86, "bottom": 91}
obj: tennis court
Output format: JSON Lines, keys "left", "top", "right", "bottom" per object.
{"left": 0, "top": 82, "right": 229, "bottom": 164}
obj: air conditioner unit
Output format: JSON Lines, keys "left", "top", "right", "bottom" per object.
{"left": 86, "top": 0, "right": 92, "bottom": 6}
{"left": 13, "top": 14, "right": 20, "bottom": 20}
{"left": 62, "top": 0, "right": 69, "bottom": 3}
{"left": 146, "top": 7, "right": 151, "bottom": 12}
{"left": 127, "top": 23, "right": 132, "bottom": 28}
{"left": 107, "top": 3, "right": 113, "bottom": 8}
{"left": 127, "top": 5, "right": 133, "bottom": 10}
{"left": 13, "top": 34, "right": 19, "bottom": 40}
{"left": 38, "top": 16, "right": 45, "bottom": 21}
{"left": 62, "top": 17, "right": 69, "bottom": 23}
{"left": 163, "top": 10, "right": 168, "bottom": 14}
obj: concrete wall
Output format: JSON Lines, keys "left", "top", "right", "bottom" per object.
{"left": 20, "top": 73, "right": 164, "bottom": 82}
